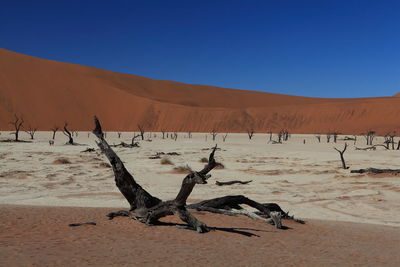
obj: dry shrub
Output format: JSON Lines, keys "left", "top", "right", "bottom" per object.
{"left": 161, "top": 157, "right": 173, "bottom": 165}
{"left": 53, "top": 158, "right": 71, "bottom": 164}
{"left": 215, "top": 162, "right": 225, "bottom": 169}
{"left": 200, "top": 157, "right": 208, "bottom": 163}
{"left": 173, "top": 164, "right": 192, "bottom": 174}
{"left": 99, "top": 162, "right": 111, "bottom": 168}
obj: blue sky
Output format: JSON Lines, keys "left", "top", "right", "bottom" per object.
{"left": 1, "top": 0, "right": 399, "bottom": 98}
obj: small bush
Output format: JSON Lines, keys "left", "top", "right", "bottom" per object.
{"left": 53, "top": 158, "right": 71, "bottom": 164}
{"left": 200, "top": 157, "right": 208, "bottom": 163}
{"left": 161, "top": 157, "right": 173, "bottom": 165}
{"left": 99, "top": 162, "right": 111, "bottom": 168}
{"left": 173, "top": 164, "right": 192, "bottom": 173}
{"left": 215, "top": 162, "right": 225, "bottom": 169}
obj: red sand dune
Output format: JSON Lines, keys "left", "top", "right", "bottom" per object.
{"left": 1, "top": 48, "right": 399, "bottom": 134}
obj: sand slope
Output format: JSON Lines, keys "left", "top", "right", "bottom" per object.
{"left": 1, "top": 48, "right": 400, "bottom": 134}
{"left": 1, "top": 205, "right": 399, "bottom": 267}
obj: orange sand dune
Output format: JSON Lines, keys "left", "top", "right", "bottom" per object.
{"left": 1, "top": 48, "right": 399, "bottom": 134}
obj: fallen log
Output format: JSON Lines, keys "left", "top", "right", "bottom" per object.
{"left": 350, "top": 168, "right": 400, "bottom": 174}
{"left": 215, "top": 180, "right": 252, "bottom": 186}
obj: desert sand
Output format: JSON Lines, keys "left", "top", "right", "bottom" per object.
{"left": 1, "top": 131, "right": 399, "bottom": 266}
{"left": 2, "top": 48, "right": 400, "bottom": 134}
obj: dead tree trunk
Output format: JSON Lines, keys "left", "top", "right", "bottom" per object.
{"left": 137, "top": 124, "right": 145, "bottom": 140}
{"left": 247, "top": 129, "right": 254, "bottom": 140}
{"left": 334, "top": 143, "right": 348, "bottom": 169}
{"left": 25, "top": 125, "right": 37, "bottom": 139}
{"left": 92, "top": 117, "right": 285, "bottom": 232}
{"left": 62, "top": 123, "right": 74, "bottom": 145}
{"left": 117, "top": 132, "right": 122, "bottom": 138}
{"left": 222, "top": 133, "right": 228, "bottom": 142}
{"left": 51, "top": 126, "right": 59, "bottom": 140}
{"left": 9, "top": 114, "right": 24, "bottom": 141}
{"left": 315, "top": 134, "right": 321, "bottom": 143}
{"left": 161, "top": 131, "right": 166, "bottom": 139}
{"left": 131, "top": 133, "right": 140, "bottom": 146}
{"left": 210, "top": 130, "right": 218, "bottom": 141}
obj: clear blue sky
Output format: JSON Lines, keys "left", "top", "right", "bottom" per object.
{"left": 1, "top": 0, "right": 400, "bottom": 98}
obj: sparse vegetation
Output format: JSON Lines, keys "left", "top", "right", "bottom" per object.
{"left": 160, "top": 157, "right": 173, "bottom": 165}
{"left": 173, "top": 164, "right": 192, "bottom": 173}
{"left": 53, "top": 157, "right": 71, "bottom": 164}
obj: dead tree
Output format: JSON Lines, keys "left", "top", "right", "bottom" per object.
{"left": 277, "top": 131, "right": 283, "bottom": 143}
{"left": 268, "top": 130, "right": 273, "bottom": 142}
{"left": 315, "top": 134, "right": 321, "bottom": 143}
{"left": 117, "top": 132, "right": 122, "bottom": 138}
{"left": 25, "top": 125, "right": 37, "bottom": 139}
{"left": 326, "top": 133, "right": 331, "bottom": 143}
{"left": 51, "top": 126, "right": 59, "bottom": 140}
{"left": 383, "top": 132, "right": 396, "bottom": 150}
{"left": 9, "top": 114, "right": 24, "bottom": 141}
{"left": 210, "top": 129, "right": 218, "bottom": 141}
{"left": 137, "top": 124, "right": 145, "bottom": 140}
{"left": 333, "top": 132, "right": 338, "bottom": 143}
{"left": 247, "top": 129, "right": 254, "bottom": 140}
{"left": 222, "top": 133, "right": 228, "bottom": 142}
{"left": 363, "top": 130, "right": 375, "bottom": 146}
{"left": 173, "top": 132, "right": 178, "bottom": 141}
{"left": 187, "top": 132, "right": 192, "bottom": 139}
{"left": 334, "top": 143, "right": 349, "bottom": 169}
{"left": 92, "top": 117, "right": 286, "bottom": 232}
{"left": 62, "top": 123, "right": 74, "bottom": 145}
{"left": 131, "top": 133, "right": 141, "bottom": 146}
{"left": 161, "top": 130, "right": 166, "bottom": 139}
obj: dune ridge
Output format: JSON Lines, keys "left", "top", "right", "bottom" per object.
{"left": 1, "top": 48, "right": 399, "bottom": 134}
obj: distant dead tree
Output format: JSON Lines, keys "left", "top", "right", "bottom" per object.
{"left": 383, "top": 132, "right": 396, "bottom": 150}
{"left": 25, "top": 125, "right": 37, "bottom": 139}
{"left": 62, "top": 123, "right": 74, "bottom": 145}
{"left": 131, "top": 132, "right": 141, "bottom": 146}
{"left": 334, "top": 143, "right": 349, "bottom": 169}
{"left": 173, "top": 132, "right": 178, "bottom": 141}
{"left": 363, "top": 130, "right": 375, "bottom": 146}
{"left": 222, "top": 133, "right": 228, "bottom": 142}
{"left": 117, "top": 132, "right": 122, "bottom": 138}
{"left": 161, "top": 130, "right": 166, "bottom": 139}
{"left": 137, "top": 124, "right": 145, "bottom": 140}
{"left": 268, "top": 130, "right": 273, "bottom": 142}
{"left": 247, "top": 129, "right": 254, "bottom": 140}
{"left": 315, "top": 134, "right": 321, "bottom": 143}
{"left": 87, "top": 132, "right": 90, "bottom": 138}
{"left": 332, "top": 132, "right": 338, "bottom": 143}
{"left": 187, "top": 132, "right": 192, "bottom": 139}
{"left": 51, "top": 126, "right": 59, "bottom": 140}
{"left": 210, "top": 129, "right": 218, "bottom": 141}
{"left": 326, "top": 133, "right": 331, "bottom": 143}
{"left": 282, "top": 130, "right": 289, "bottom": 141}
{"left": 9, "top": 114, "right": 24, "bottom": 141}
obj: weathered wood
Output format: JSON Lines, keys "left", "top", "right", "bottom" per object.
{"left": 350, "top": 168, "right": 400, "bottom": 174}
{"left": 63, "top": 123, "right": 74, "bottom": 145}
{"left": 92, "top": 116, "right": 290, "bottom": 232}
{"left": 215, "top": 180, "right": 252, "bottom": 186}
{"left": 69, "top": 222, "right": 96, "bottom": 227}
